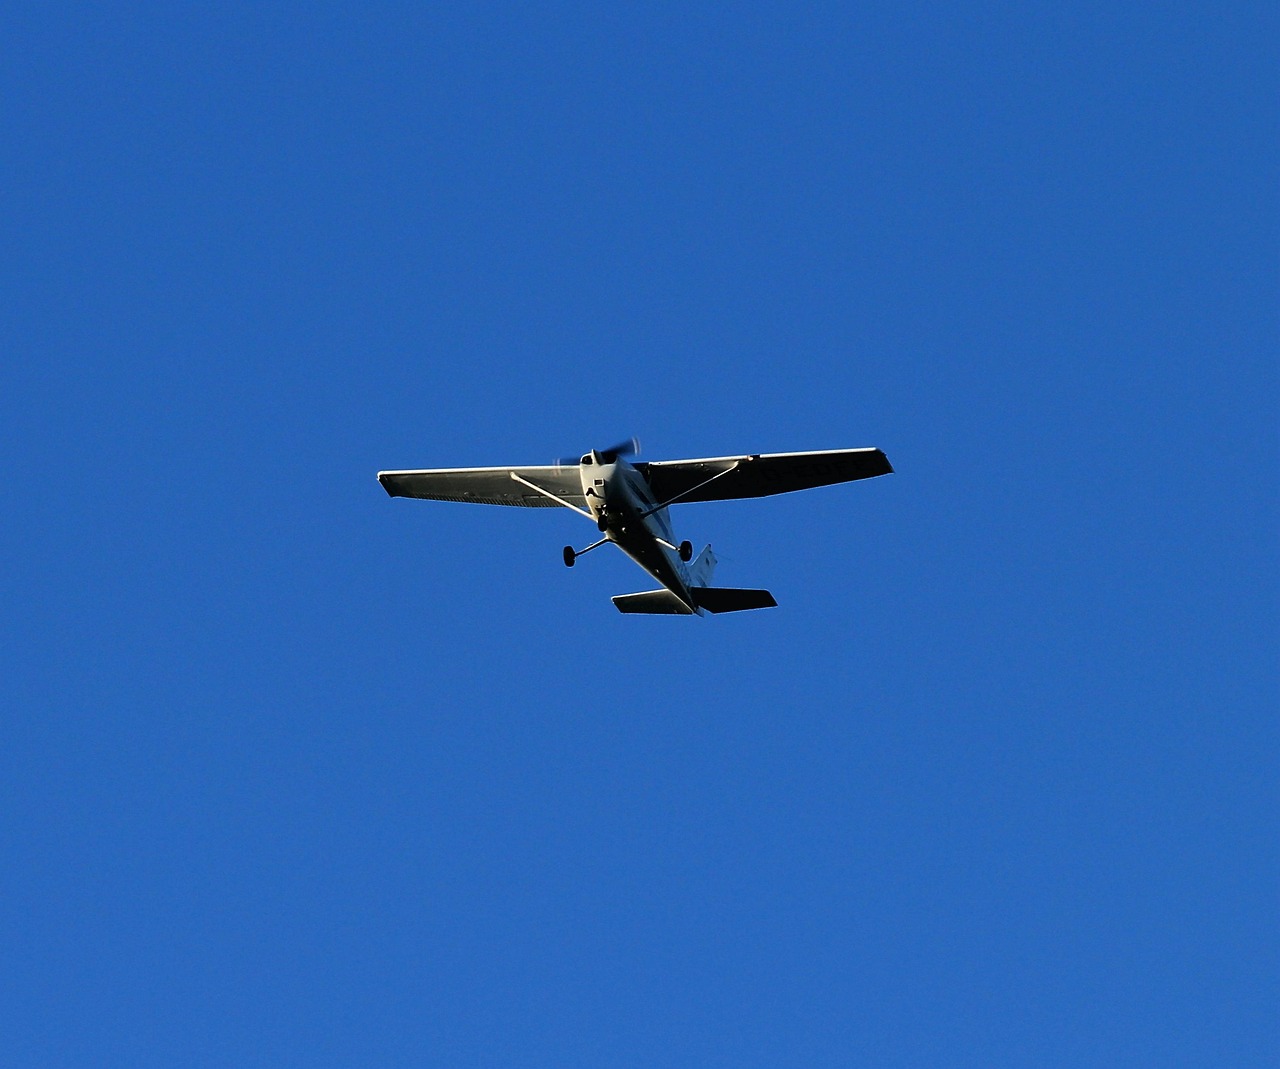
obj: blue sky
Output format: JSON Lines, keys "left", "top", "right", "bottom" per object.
{"left": 3, "top": 3, "right": 1276, "bottom": 1065}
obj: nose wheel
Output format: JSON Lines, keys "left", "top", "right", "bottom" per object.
{"left": 679, "top": 540, "right": 693, "bottom": 562}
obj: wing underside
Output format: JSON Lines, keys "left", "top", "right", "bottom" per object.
{"left": 378, "top": 465, "right": 587, "bottom": 508}
{"left": 638, "top": 447, "right": 892, "bottom": 504}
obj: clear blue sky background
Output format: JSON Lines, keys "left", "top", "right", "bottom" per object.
{"left": 3, "top": 4, "right": 1276, "bottom": 1066}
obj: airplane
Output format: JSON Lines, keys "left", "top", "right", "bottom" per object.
{"left": 377, "top": 440, "right": 892, "bottom": 615}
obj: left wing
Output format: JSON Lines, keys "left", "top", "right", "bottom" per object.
{"left": 639, "top": 447, "right": 892, "bottom": 504}
{"left": 378, "top": 465, "right": 587, "bottom": 508}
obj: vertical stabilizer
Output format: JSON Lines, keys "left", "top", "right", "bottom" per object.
{"left": 687, "top": 544, "right": 717, "bottom": 586}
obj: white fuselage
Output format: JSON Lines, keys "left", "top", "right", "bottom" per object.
{"left": 578, "top": 453, "right": 693, "bottom": 609}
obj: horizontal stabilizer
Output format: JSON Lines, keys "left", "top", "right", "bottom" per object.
{"left": 690, "top": 587, "right": 777, "bottom": 613}
{"left": 612, "top": 589, "right": 697, "bottom": 615}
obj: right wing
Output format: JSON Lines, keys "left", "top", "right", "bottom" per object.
{"left": 639, "top": 447, "right": 892, "bottom": 505}
{"left": 378, "top": 465, "right": 587, "bottom": 508}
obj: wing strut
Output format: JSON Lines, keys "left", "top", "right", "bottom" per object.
{"left": 509, "top": 471, "right": 596, "bottom": 519}
{"left": 640, "top": 460, "right": 745, "bottom": 517}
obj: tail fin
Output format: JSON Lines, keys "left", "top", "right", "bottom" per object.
{"left": 687, "top": 544, "right": 717, "bottom": 586}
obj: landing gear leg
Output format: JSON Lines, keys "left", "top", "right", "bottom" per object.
{"left": 564, "top": 536, "right": 609, "bottom": 567}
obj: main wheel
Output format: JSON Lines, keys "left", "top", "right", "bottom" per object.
{"left": 563, "top": 546, "right": 576, "bottom": 567}
{"left": 679, "top": 540, "right": 693, "bottom": 562}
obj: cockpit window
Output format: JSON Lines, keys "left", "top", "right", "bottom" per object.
{"left": 581, "top": 454, "right": 594, "bottom": 465}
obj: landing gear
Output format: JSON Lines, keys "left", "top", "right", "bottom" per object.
{"left": 679, "top": 540, "right": 693, "bottom": 562}
{"left": 564, "top": 535, "right": 609, "bottom": 566}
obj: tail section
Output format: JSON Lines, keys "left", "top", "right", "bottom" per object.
{"left": 685, "top": 545, "right": 776, "bottom": 612}
{"left": 687, "top": 544, "right": 718, "bottom": 586}
{"left": 611, "top": 545, "right": 775, "bottom": 615}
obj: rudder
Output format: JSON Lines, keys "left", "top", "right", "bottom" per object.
{"left": 687, "top": 544, "right": 717, "bottom": 586}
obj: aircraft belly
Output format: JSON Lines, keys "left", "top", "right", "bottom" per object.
{"left": 615, "top": 531, "right": 690, "bottom": 605}
{"left": 602, "top": 477, "right": 689, "bottom": 605}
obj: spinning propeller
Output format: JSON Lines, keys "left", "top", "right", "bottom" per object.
{"left": 554, "top": 437, "right": 641, "bottom": 466}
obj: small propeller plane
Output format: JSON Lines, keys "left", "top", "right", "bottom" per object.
{"left": 378, "top": 440, "right": 892, "bottom": 615}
